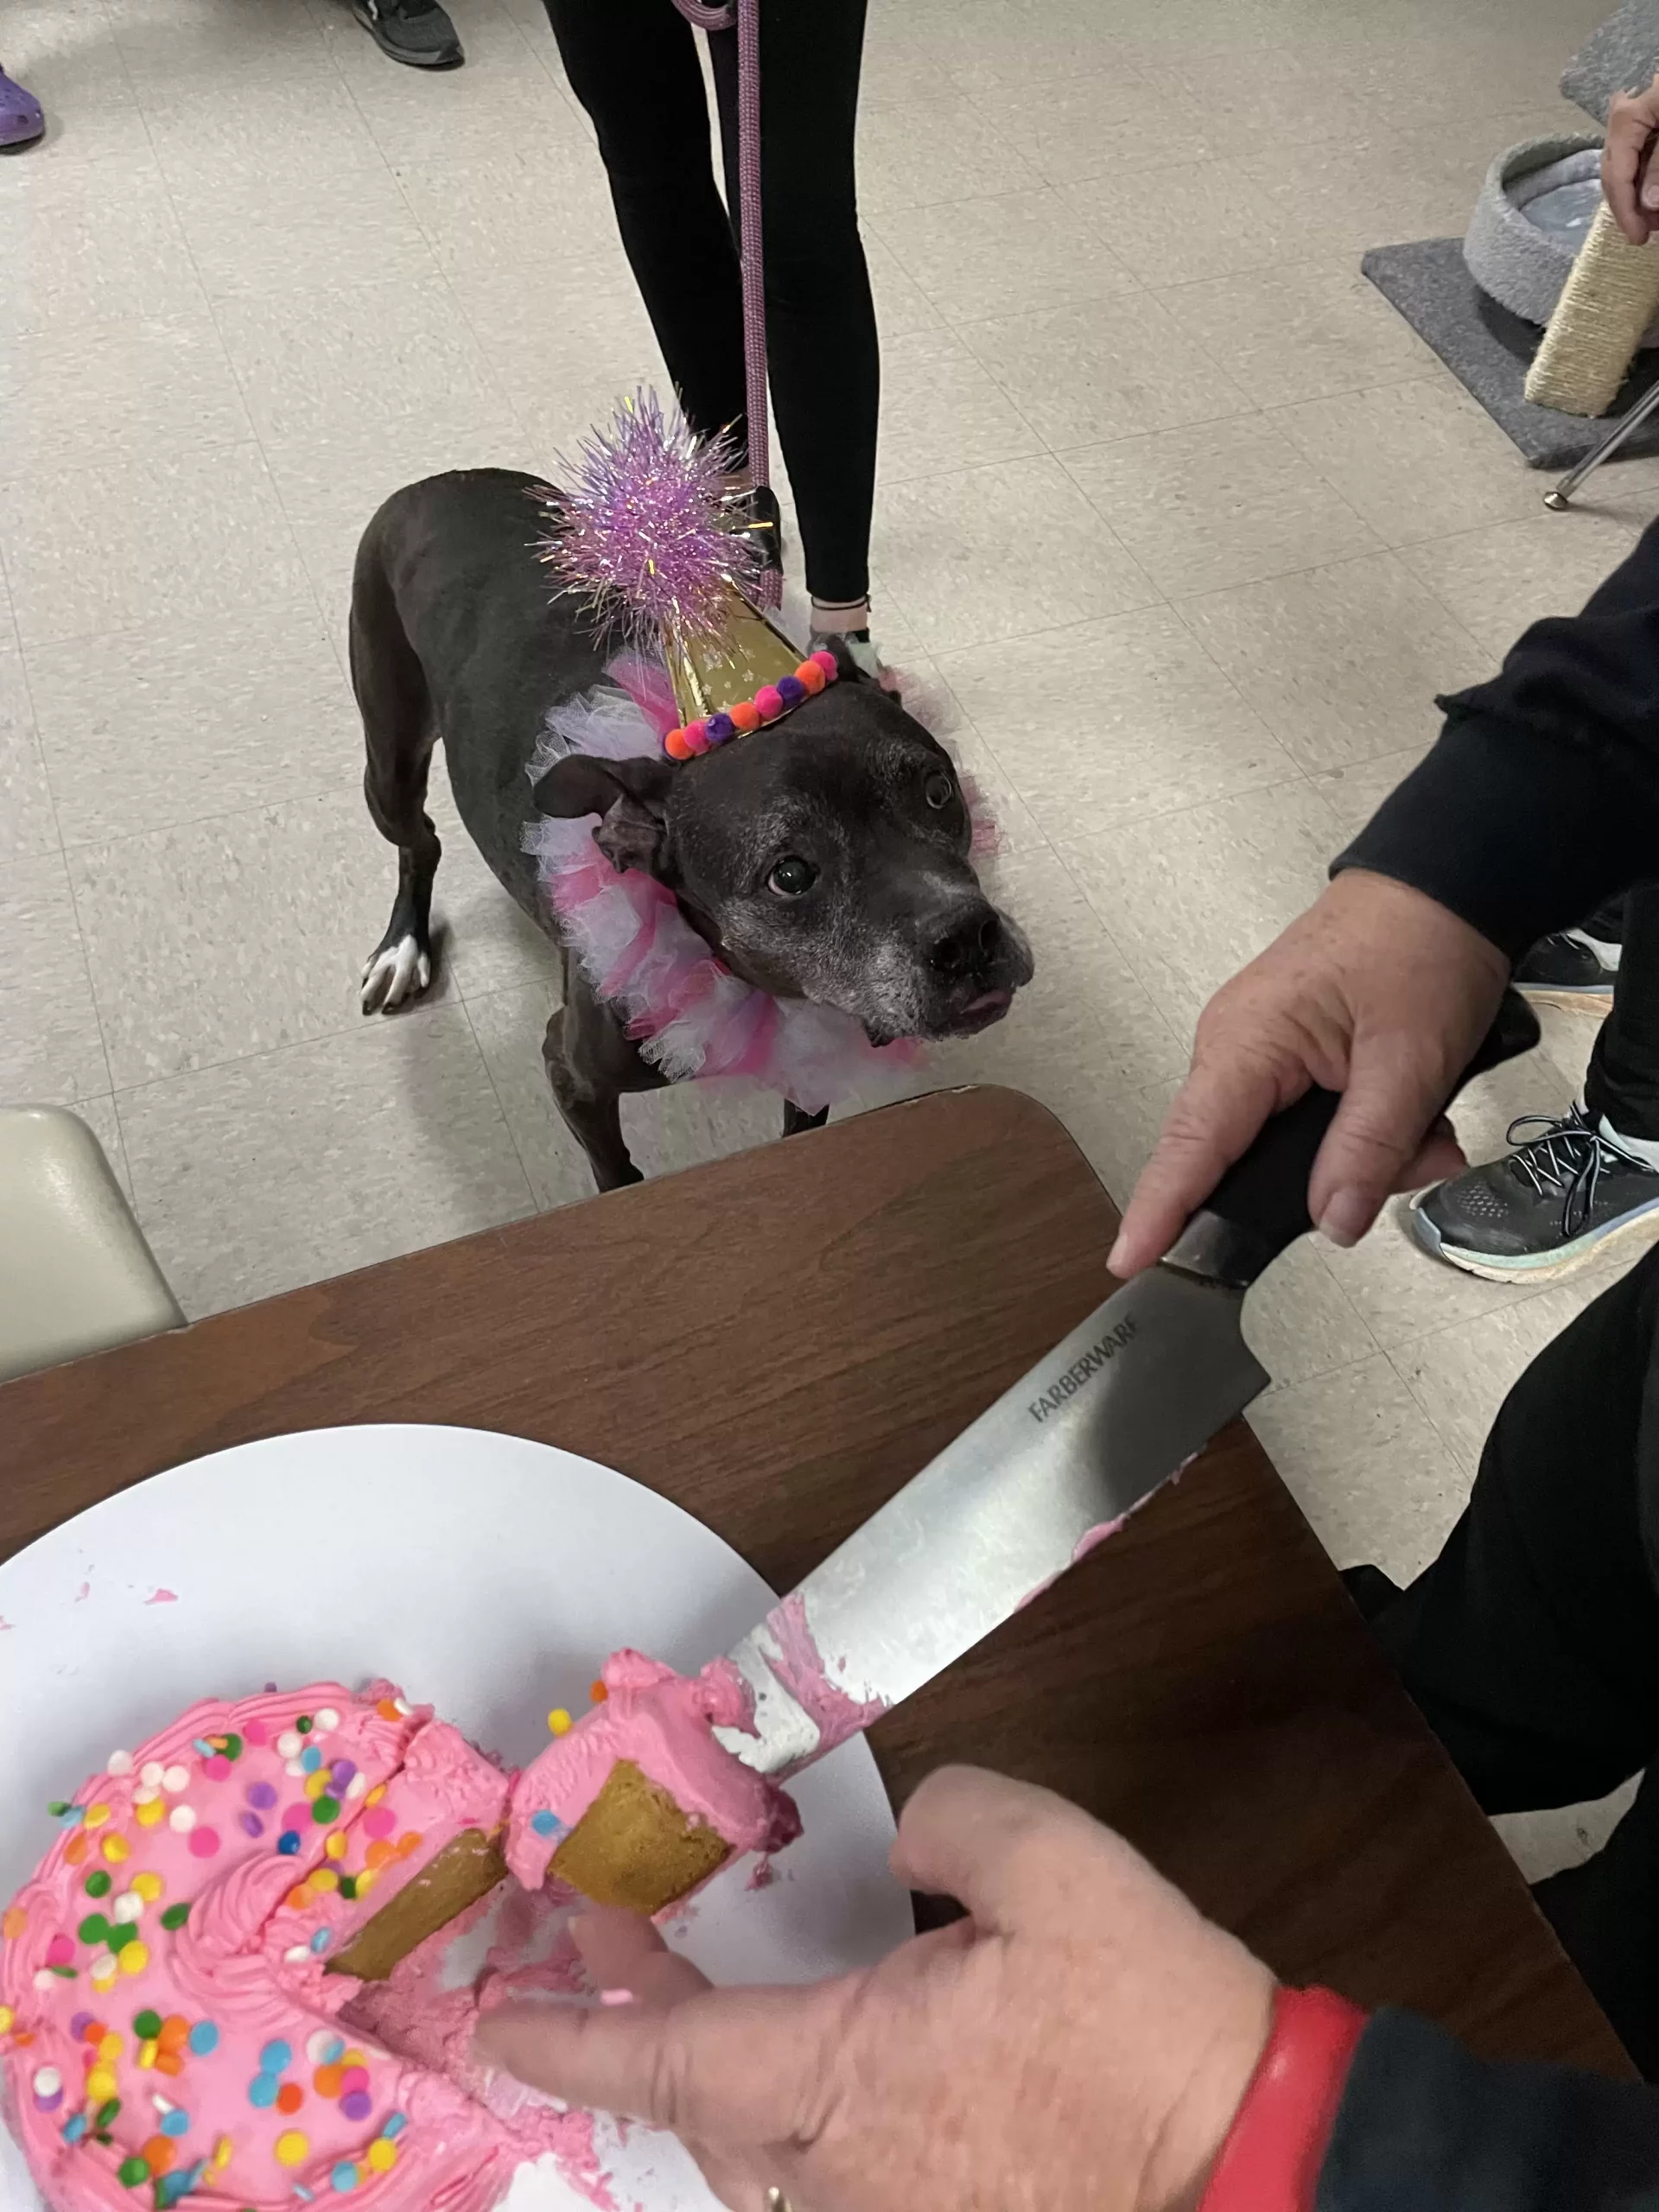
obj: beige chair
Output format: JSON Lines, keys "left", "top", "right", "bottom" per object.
{"left": 0, "top": 1106, "right": 183, "bottom": 1384}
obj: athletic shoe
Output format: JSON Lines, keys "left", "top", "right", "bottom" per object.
{"left": 809, "top": 628, "right": 885, "bottom": 682}
{"left": 1516, "top": 920, "right": 1621, "bottom": 1013}
{"left": 351, "top": 0, "right": 462, "bottom": 67}
{"left": 1410, "top": 1106, "right": 1659, "bottom": 1281}
{"left": 0, "top": 65, "right": 44, "bottom": 148}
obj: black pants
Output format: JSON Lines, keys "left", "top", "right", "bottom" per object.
{"left": 1587, "top": 887, "right": 1659, "bottom": 1146}
{"left": 544, "top": 0, "right": 878, "bottom": 606}
{"left": 1368, "top": 1240, "right": 1659, "bottom": 2070}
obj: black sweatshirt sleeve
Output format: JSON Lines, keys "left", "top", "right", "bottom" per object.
{"left": 1336, "top": 517, "right": 1659, "bottom": 960}
{"left": 1318, "top": 2011, "right": 1659, "bottom": 2211}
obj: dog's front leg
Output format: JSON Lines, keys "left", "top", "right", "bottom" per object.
{"left": 543, "top": 965, "right": 660, "bottom": 1192}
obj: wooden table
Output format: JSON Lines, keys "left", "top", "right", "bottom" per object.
{"left": 0, "top": 1086, "right": 1627, "bottom": 2075}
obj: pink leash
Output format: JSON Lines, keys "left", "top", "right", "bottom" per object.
{"left": 670, "top": 0, "right": 779, "bottom": 606}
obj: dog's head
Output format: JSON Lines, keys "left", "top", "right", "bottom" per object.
{"left": 532, "top": 650, "right": 1033, "bottom": 1044}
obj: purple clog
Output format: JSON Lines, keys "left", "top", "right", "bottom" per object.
{"left": 0, "top": 65, "right": 44, "bottom": 149}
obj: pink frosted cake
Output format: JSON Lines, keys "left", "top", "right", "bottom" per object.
{"left": 0, "top": 1682, "right": 546, "bottom": 2211}
{"left": 2, "top": 1660, "right": 806, "bottom": 2210}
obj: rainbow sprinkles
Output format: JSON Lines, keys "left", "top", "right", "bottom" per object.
{"left": 0, "top": 1681, "right": 588, "bottom": 2211}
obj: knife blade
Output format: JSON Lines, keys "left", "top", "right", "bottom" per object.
{"left": 715, "top": 988, "right": 1540, "bottom": 1781}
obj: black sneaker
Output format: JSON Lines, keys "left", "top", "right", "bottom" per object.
{"left": 1410, "top": 1106, "right": 1659, "bottom": 1280}
{"left": 351, "top": 0, "right": 463, "bottom": 67}
{"left": 1515, "top": 928, "right": 1619, "bottom": 1012}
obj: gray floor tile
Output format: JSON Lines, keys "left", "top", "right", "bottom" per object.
{"left": 876, "top": 330, "right": 1046, "bottom": 485}
{"left": 213, "top": 277, "right": 512, "bottom": 451}
{"left": 140, "top": 66, "right": 389, "bottom": 188}
{"left": 1154, "top": 259, "right": 1437, "bottom": 410}
{"left": 0, "top": 443, "right": 314, "bottom": 653}
{"left": 1063, "top": 417, "right": 1383, "bottom": 601}
{"left": 1247, "top": 1353, "right": 1471, "bottom": 1585}
{"left": 960, "top": 294, "right": 1251, "bottom": 451}
{"left": 0, "top": 849, "right": 111, "bottom": 1106}
{"left": 938, "top": 607, "right": 1297, "bottom": 838}
{"left": 1, "top": 159, "right": 208, "bottom": 335}
{"left": 871, "top": 188, "right": 1140, "bottom": 324}
{"left": 0, "top": 645, "right": 60, "bottom": 861}
{"left": 1270, "top": 377, "right": 1543, "bottom": 549}
{"left": 171, "top": 164, "right": 444, "bottom": 304}
{"left": 29, "top": 608, "right": 359, "bottom": 847}
{"left": 65, "top": 787, "right": 456, "bottom": 1089}
{"left": 0, "top": 314, "right": 252, "bottom": 470}
{"left": 871, "top": 456, "right": 1160, "bottom": 656}
{"left": 1402, "top": 511, "right": 1641, "bottom": 658}
{"left": 257, "top": 415, "right": 531, "bottom": 658}
{"left": 1061, "top": 779, "right": 1344, "bottom": 1046}
{"left": 1177, "top": 552, "right": 1495, "bottom": 773}
{"left": 118, "top": 1009, "right": 534, "bottom": 1314}
{"left": 2, "top": 0, "right": 154, "bottom": 167}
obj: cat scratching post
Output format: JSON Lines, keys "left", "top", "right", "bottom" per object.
{"left": 1527, "top": 198, "right": 1659, "bottom": 413}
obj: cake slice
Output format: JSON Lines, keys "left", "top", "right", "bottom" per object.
{"left": 505, "top": 1649, "right": 801, "bottom": 1916}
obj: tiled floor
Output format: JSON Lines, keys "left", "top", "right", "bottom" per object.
{"left": 4, "top": 0, "right": 1656, "bottom": 1853}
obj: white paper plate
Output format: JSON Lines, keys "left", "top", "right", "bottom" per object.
{"left": 0, "top": 1425, "right": 910, "bottom": 2210}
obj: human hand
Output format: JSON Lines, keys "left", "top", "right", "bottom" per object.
{"left": 1108, "top": 869, "right": 1509, "bottom": 1276}
{"left": 1603, "top": 72, "right": 1659, "bottom": 244}
{"left": 475, "top": 1766, "right": 1274, "bottom": 2212}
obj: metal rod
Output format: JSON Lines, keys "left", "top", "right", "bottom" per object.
{"left": 1545, "top": 374, "right": 1659, "bottom": 507}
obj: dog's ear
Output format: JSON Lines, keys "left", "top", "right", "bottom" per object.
{"left": 532, "top": 753, "right": 676, "bottom": 878}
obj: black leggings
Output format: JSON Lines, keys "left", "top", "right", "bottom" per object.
{"left": 545, "top": 0, "right": 878, "bottom": 607}
{"left": 1587, "top": 887, "right": 1659, "bottom": 1145}
{"left": 1365, "top": 1239, "right": 1659, "bottom": 2070}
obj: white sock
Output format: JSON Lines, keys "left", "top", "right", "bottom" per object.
{"left": 1595, "top": 1108, "right": 1659, "bottom": 1169}
{"left": 1567, "top": 926, "right": 1622, "bottom": 969}
{"left": 810, "top": 594, "right": 871, "bottom": 635}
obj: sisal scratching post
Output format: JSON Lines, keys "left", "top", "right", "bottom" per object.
{"left": 1526, "top": 199, "right": 1659, "bottom": 416}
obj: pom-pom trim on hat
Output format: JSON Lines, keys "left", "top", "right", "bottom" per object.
{"left": 664, "top": 652, "right": 839, "bottom": 761}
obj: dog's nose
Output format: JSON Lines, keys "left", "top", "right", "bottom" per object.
{"left": 929, "top": 905, "right": 1004, "bottom": 979}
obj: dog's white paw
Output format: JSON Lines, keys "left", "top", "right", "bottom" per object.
{"left": 360, "top": 934, "right": 431, "bottom": 1014}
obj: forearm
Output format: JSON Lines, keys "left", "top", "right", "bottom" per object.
{"left": 1317, "top": 2011, "right": 1659, "bottom": 2211}
{"left": 1337, "top": 518, "right": 1659, "bottom": 959}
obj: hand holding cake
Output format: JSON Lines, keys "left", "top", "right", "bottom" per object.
{"left": 478, "top": 1767, "right": 1277, "bottom": 2212}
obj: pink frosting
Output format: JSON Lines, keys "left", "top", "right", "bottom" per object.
{"left": 760, "top": 1596, "right": 889, "bottom": 1758}
{"left": 505, "top": 1650, "right": 801, "bottom": 1894}
{"left": 0, "top": 1682, "right": 533, "bottom": 2212}
{"left": 4, "top": 1656, "right": 811, "bottom": 2210}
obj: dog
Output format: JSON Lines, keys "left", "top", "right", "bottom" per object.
{"left": 350, "top": 467, "right": 1033, "bottom": 1191}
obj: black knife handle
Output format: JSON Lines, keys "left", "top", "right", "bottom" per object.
{"left": 1167, "top": 988, "right": 1541, "bottom": 1287}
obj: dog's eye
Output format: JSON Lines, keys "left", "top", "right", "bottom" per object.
{"left": 766, "top": 855, "right": 817, "bottom": 899}
{"left": 924, "top": 772, "right": 956, "bottom": 811}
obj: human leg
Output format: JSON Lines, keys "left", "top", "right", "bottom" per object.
{"left": 707, "top": 0, "right": 879, "bottom": 613}
{"left": 1363, "top": 1243, "right": 1659, "bottom": 1814}
{"left": 545, "top": 0, "right": 747, "bottom": 447}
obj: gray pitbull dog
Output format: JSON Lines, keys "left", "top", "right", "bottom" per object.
{"left": 351, "top": 467, "right": 1033, "bottom": 1191}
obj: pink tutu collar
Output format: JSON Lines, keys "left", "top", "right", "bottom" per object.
{"left": 523, "top": 655, "right": 995, "bottom": 1115}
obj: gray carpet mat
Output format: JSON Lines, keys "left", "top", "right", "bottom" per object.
{"left": 1361, "top": 235, "right": 1659, "bottom": 470}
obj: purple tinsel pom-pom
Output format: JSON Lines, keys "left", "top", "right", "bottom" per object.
{"left": 776, "top": 674, "right": 806, "bottom": 708}
{"left": 706, "top": 711, "right": 736, "bottom": 745}
{"left": 540, "top": 389, "right": 761, "bottom": 647}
